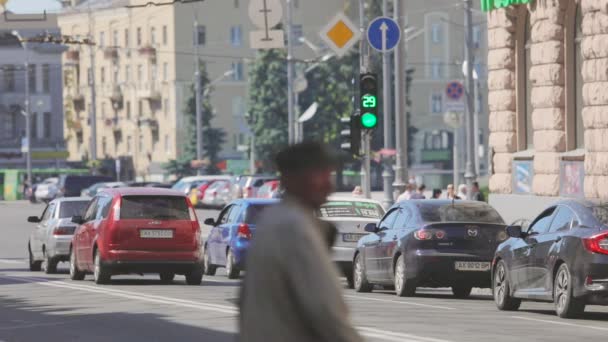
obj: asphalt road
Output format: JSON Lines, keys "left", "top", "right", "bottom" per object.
{"left": 1, "top": 202, "right": 607, "bottom": 342}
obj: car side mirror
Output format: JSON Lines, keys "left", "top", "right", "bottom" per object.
{"left": 506, "top": 225, "right": 524, "bottom": 239}
{"left": 71, "top": 215, "right": 84, "bottom": 225}
{"left": 204, "top": 218, "right": 216, "bottom": 226}
{"left": 364, "top": 223, "right": 378, "bottom": 233}
{"left": 27, "top": 216, "right": 41, "bottom": 223}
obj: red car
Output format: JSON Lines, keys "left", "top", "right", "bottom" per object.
{"left": 256, "top": 180, "right": 280, "bottom": 199}
{"left": 69, "top": 188, "right": 204, "bottom": 285}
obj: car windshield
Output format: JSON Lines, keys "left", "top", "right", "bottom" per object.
{"left": 419, "top": 203, "right": 505, "bottom": 224}
{"left": 120, "top": 196, "right": 190, "bottom": 220}
{"left": 244, "top": 204, "right": 277, "bottom": 224}
{"left": 317, "top": 201, "right": 385, "bottom": 219}
{"left": 59, "top": 201, "right": 90, "bottom": 218}
{"left": 171, "top": 180, "right": 189, "bottom": 192}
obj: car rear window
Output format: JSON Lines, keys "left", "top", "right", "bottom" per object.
{"left": 318, "top": 201, "right": 385, "bottom": 219}
{"left": 592, "top": 205, "right": 608, "bottom": 226}
{"left": 419, "top": 203, "right": 504, "bottom": 224}
{"left": 120, "top": 196, "right": 189, "bottom": 220}
{"left": 244, "top": 204, "right": 276, "bottom": 224}
{"left": 59, "top": 201, "right": 90, "bottom": 218}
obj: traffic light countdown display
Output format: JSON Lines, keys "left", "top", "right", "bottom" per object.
{"left": 360, "top": 73, "right": 379, "bottom": 130}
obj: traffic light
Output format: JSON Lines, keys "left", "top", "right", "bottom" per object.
{"left": 359, "top": 73, "right": 379, "bottom": 130}
{"left": 340, "top": 112, "right": 361, "bottom": 156}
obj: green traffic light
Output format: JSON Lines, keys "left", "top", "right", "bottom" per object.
{"left": 361, "top": 112, "right": 378, "bottom": 129}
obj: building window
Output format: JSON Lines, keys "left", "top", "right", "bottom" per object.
{"left": 163, "top": 62, "right": 168, "bottom": 81}
{"left": 124, "top": 29, "right": 130, "bottom": 47}
{"left": 87, "top": 67, "right": 92, "bottom": 85}
{"left": 138, "top": 135, "right": 144, "bottom": 153}
{"left": 292, "top": 24, "right": 304, "bottom": 46}
{"left": 162, "top": 25, "right": 168, "bottom": 45}
{"left": 126, "top": 101, "right": 131, "bottom": 120}
{"left": 30, "top": 112, "right": 38, "bottom": 140}
{"left": 114, "top": 66, "right": 119, "bottom": 84}
{"left": 43, "top": 112, "right": 51, "bottom": 138}
{"left": 232, "top": 62, "right": 244, "bottom": 81}
{"left": 99, "top": 31, "right": 105, "bottom": 47}
{"left": 4, "top": 65, "right": 15, "bottom": 91}
{"left": 136, "top": 27, "right": 142, "bottom": 46}
{"left": 125, "top": 65, "right": 131, "bottom": 83}
{"left": 196, "top": 25, "right": 206, "bottom": 46}
{"left": 431, "top": 23, "right": 442, "bottom": 44}
{"left": 137, "top": 64, "right": 143, "bottom": 82}
{"left": 100, "top": 67, "right": 105, "bottom": 84}
{"left": 431, "top": 58, "right": 442, "bottom": 79}
{"left": 102, "top": 136, "right": 107, "bottom": 156}
{"left": 28, "top": 64, "right": 36, "bottom": 92}
{"left": 138, "top": 100, "right": 143, "bottom": 117}
{"left": 150, "top": 27, "right": 157, "bottom": 45}
{"left": 113, "top": 30, "right": 119, "bottom": 46}
{"left": 127, "top": 135, "right": 132, "bottom": 153}
{"left": 473, "top": 25, "right": 481, "bottom": 49}
{"left": 565, "top": 2, "right": 584, "bottom": 150}
{"left": 431, "top": 93, "right": 443, "bottom": 113}
{"left": 42, "top": 64, "right": 50, "bottom": 93}
{"left": 165, "top": 134, "right": 170, "bottom": 153}
{"left": 164, "top": 98, "right": 169, "bottom": 118}
{"left": 151, "top": 64, "right": 158, "bottom": 82}
{"left": 101, "top": 102, "right": 106, "bottom": 119}
{"left": 230, "top": 25, "right": 243, "bottom": 47}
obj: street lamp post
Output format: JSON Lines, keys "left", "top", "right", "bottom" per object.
{"left": 12, "top": 30, "right": 32, "bottom": 190}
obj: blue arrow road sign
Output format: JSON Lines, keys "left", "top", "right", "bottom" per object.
{"left": 367, "top": 16, "right": 401, "bottom": 52}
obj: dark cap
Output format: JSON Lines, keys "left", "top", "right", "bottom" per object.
{"left": 275, "top": 142, "right": 339, "bottom": 174}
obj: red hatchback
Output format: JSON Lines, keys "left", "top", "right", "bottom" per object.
{"left": 69, "top": 188, "right": 203, "bottom": 285}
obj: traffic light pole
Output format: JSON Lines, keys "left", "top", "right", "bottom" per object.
{"left": 392, "top": 0, "right": 407, "bottom": 198}
{"left": 381, "top": 0, "right": 394, "bottom": 208}
{"left": 359, "top": 0, "right": 371, "bottom": 199}
{"left": 464, "top": 0, "right": 477, "bottom": 199}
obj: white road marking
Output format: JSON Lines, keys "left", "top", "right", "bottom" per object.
{"left": 345, "top": 295, "right": 456, "bottom": 310}
{"left": 359, "top": 327, "right": 453, "bottom": 342}
{"left": 0, "top": 259, "right": 26, "bottom": 265}
{"left": 512, "top": 316, "right": 608, "bottom": 332}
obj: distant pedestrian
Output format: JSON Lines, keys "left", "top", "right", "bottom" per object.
{"left": 239, "top": 142, "right": 363, "bottom": 342}
{"left": 352, "top": 186, "right": 363, "bottom": 197}
{"left": 471, "top": 181, "right": 485, "bottom": 202}
{"left": 446, "top": 184, "right": 460, "bottom": 200}
{"left": 457, "top": 184, "right": 468, "bottom": 200}
{"left": 397, "top": 182, "right": 415, "bottom": 202}
{"left": 410, "top": 184, "right": 426, "bottom": 199}
{"left": 432, "top": 189, "right": 442, "bottom": 199}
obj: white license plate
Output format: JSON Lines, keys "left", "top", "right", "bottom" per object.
{"left": 455, "top": 261, "right": 491, "bottom": 272}
{"left": 140, "top": 229, "right": 174, "bottom": 239}
{"left": 342, "top": 233, "right": 366, "bottom": 243}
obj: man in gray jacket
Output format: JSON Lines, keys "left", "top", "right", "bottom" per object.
{"left": 239, "top": 142, "right": 363, "bottom": 342}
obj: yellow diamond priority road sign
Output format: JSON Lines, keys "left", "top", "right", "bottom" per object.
{"left": 319, "top": 12, "right": 361, "bottom": 57}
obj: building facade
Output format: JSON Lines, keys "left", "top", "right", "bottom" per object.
{"left": 403, "top": 0, "right": 489, "bottom": 190}
{"left": 0, "top": 12, "right": 68, "bottom": 169}
{"left": 59, "top": 0, "right": 346, "bottom": 179}
{"left": 486, "top": 0, "right": 608, "bottom": 223}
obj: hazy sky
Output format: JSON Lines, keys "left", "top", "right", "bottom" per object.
{"left": 5, "top": 0, "right": 62, "bottom": 13}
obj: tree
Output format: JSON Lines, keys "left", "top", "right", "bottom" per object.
{"left": 248, "top": 49, "right": 289, "bottom": 170}
{"left": 164, "top": 62, "right": 226, "bottom": 176}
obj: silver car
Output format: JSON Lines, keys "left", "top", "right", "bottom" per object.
{"left": 317, "top": 196, "right": 386, "bottom": 288}
{"left": 27, "top": 197, "right": 91, "bottom": 274}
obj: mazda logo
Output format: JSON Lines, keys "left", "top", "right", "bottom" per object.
{"left": 467, "top": 228, "right": 479, "bottom": 237}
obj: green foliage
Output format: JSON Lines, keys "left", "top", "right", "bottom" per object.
{"left": 248, "top": 49, "right": 289, "bottom": 170}
{"left": 164, "top": 62, "right": 226, "bottom": 176}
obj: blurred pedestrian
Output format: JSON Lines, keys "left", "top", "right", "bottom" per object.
{"left": 352, "top": 186, "right": 363, "bottom": 197}
{"left": 446, "top": 184, "right": 460, "bottom": 200}
{"left": 457, "top": 184, "right": 468, "bottom": 200}
{"left": 397, "top": 182, "right": 415, "bottom": 202}
{"left": 432, "top": 189, "right": 442, "bottom": 199}
{"left": 471, "top": 181, "right": 485, "bottom": 202}
{"left": 410, "top": 184, "right": 426, "bottom": 199}
{"left": 239, "top": 142, "right": 362, "bottom": 342}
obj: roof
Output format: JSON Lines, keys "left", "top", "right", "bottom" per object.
{"left": 52, "top": 197, "right": 91, "bottom": 203}
{"left": 326, "top": 196, "right": 382, "bottom": 204}
{"left": 100, "top": 187, "right": 185, "bottom": 197}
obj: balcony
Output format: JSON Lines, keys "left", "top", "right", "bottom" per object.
{"left": 136, "top": 83, "right": 161, "bottom": 102}
{"left": 103, "top": 47, "right": 119, "bottom": 61}
{"left": 72, "top": 94, "right": 85, "bottom": 111}
{"left": 110, "top": 86, "right": 123, "bottom": 109}
{"left": 66, "top": 118, "right": 83, "bottom": 132}
{"left": 138, "top": 45, "right": 157, "bottom": 63}
{"left": 65, "top": 50, "right": 80, "bottom": 65}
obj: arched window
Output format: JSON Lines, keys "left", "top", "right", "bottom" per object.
{"left": 565, "top": 0, "right": 584, "bottom": 150}
{"left": 515, "top": 7, "right": 532, "bottom": 150}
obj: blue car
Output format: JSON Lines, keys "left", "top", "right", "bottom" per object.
{"left": 203, "top": 199, "right": 279, "bottom": 279}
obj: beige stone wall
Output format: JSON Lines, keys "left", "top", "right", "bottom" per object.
{"left": 582, "top": 0, "right": 608, "bottom": 200}
{"left": 487, "top": 8, "right": 517, "bottom": 194}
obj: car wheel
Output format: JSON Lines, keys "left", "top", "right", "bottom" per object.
{"left": 394, "top": 255, "right": 416, "bottom": 297}
{"left": 159, "top": 272, "right": 175, "bottom": 284}
{"left": 203, "top": 246, "right": 217, "bottom": 276}
{"left": 185, "top": 265, "right": 204, "bottom": 285}
{"left": 554, "top": 263, "right": 586, "bottom": 318}
{"left": 493, "top": 260, "right": 521, "bottom": 311}
{"left": 28, "top": 245, "right": 42, "bottom": 272}
{"left": 353, "top": 253, "right": 373, "bottom": 293}
{"left": 42, "top": 252, "right": 57, "bottom": 275}
{"left": 69, "top": 248, "right": 85, "bottom": 281}
{"left": 452, "top": 284, "right": 473, "bottom": 299}
{"left": 93, "top": 250, "right": 111, "bottom": 285}
{"left": 345, "top": 269, "right": 355, "bottom": 289}
{"left": 226, "top": 250, "right": 240, "bottom": 279}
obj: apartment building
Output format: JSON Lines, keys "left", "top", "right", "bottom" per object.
{"left": 401, "top": 0, "right": 488, "bottom": 190}
{"left": 59, "top": 0, "right": 346, "bottom": 179}
{"left": 0, "top": 12, "right": 67, "bottom": 169}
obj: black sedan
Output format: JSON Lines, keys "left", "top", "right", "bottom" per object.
{"left": 493, "top": 200, "right": 608, "bottom": 318}
{"left": 353, "top": 200, "right": 507, "bottom": 297}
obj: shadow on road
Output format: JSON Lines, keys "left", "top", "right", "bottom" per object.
{"left": 368, "top": 288, "right": 494, "bottom": 301}
{"left": 0, "top": 296, "right": 236, "bottom": 342}
{"left": 520, "top": 309, "right": 608, "bottom": 322}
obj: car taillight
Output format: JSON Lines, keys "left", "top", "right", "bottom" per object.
{"left": 414, "top": 230, "right": 433, "bottom": 240}
{"left": 583, "top": 232, "right": 608, "bottom": 255}
{"left": 434, "top": 230, "right": 446, "bottom": 239}
{"left": 53, "top": 226, "right": 75, "bottom": 236}
{"left": 237, "top": 224, "right": 252, "bottom": 239}
{"left": 189, "top": 206, "right": 198, "bottom": 222}
{"left": 113, "top": 197, "right": 121, "bottom": 221}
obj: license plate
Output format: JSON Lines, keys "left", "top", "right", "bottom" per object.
{"left": 140, "top": 229, "right": 173, "bottom": 239}
{"left": 342, "top": 233, "right": 366, "bottom": 243}
{"left": 455, "top": 261, "right": 491, "bottom": 272}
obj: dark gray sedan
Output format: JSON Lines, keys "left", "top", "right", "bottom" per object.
{"left": 493, "top": 200, "right": 608, "bottom": 318}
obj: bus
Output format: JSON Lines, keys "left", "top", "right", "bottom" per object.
{"left": 0, "top": 168, "right": 88, "bottom": 201}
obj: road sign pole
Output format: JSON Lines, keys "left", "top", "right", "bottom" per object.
{"left": 286, "top": 0, "right": 295, "bottom": 145}
{"left": 464, "top": 0, "right": 477, "bottom": 199}
{"left": 381, "top": 0, "right": 394, "bottom": 208}
{"left": 393, "top": 0, "right": 407, "bottom": 197}
{"left": 359, "top": 0, "right": 371, "bottom": 199}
